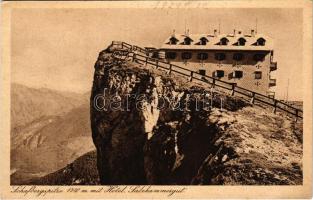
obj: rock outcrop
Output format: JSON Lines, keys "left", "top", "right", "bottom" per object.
{"left": 90, "top": 47, "right": 302, "bottom": 185}
{"left": 19, "top": 151, "right": 99, "bottom": 185}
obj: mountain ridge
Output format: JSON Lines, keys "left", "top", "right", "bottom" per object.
{"left": 11, "top": 83, "right": 94, "bottom": 185}
{"left": 11, "top": 82, "right": 89, "bottom": 130}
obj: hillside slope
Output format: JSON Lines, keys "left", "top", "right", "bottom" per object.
{"left": 11, "top": 83, "right": 87, "bottom": 130}
{"left": 11, "top": 84, "right": 94, "bottom": 185}
{"left": 21, "top": 151, "right": 99, "bottom": 185}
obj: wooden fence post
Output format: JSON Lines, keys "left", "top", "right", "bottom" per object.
{"left": 250, "top": 92, "right": 255, "bottom": 104}
{"left": 145, "top": 57, "right": 148, "bottom": 66}
{"left": 132, "top": 54, "right": 136, "bottom": 62}
{"left": 189, "top": 71, "right": 193, "bottom": 82}
{"left": 231, "top": 83, "right": 236, "bottom": 96}
{"left": 212, "top": 78, "right": 216, "bottom": 88}
{"left": 295, "top": 109, "right": 299, "bottom": 122}
{"left": 167, "top": 64, "right": 172, "bottom": 75}
{"left": 273, "top": 100, "right": 277, "bottom": 113}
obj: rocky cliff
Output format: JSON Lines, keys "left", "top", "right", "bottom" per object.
{"left": 90, "top": 47, "right": 302, "bottom": 185}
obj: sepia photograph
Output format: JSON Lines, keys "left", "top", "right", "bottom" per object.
{"left": 1, "top": 0, "right": 312, "bottom": 199}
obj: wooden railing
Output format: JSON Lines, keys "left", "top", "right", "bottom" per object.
{"left": 109, "top": 41, "right": 303, "bottom": 120}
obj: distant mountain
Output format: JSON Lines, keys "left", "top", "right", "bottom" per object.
{"left": 11, "top": 83, "right": 89, "bottom": 130}
{"left": 11, "top": 84, "right": 94, "bottom": 185}
{"left": 19, "top": 151, "right": 100, "bottom": 185}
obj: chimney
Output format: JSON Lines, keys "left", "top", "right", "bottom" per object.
{"left": 251, "top": 29, "right": 255, "bottom": 37}
{"left": 172, "top": 29, "right": 175, "bottom": 37}
{"left": 233, "top": 29, "right": 236, "bottom": 36}
{"left": 214, "top": 29, "right": 218, "bottom": 36}
{"left": 186, "top": 29, "right": 190, "bottom": 36}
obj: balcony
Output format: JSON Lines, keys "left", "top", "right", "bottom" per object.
{"left": 270, "top": 62, "right": 277, "bottom": 71}
{"left": 269, "top": 79, "right": 276, "bottom": 87}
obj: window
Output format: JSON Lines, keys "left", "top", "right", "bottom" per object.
{"left": 233, "top": 53, "right": 244, "bottom": 61}
{"left": 184, "top": 37, "right": 192, "bottom": 45}
{"left": 237, "top": 38, "right": 246, "bottom": 46}
{"left": 215, "top": 53, "right": 226, "bottom": 61}
{"left": 151, "top": 52, "right": 158, "bottom": 58}
{"left": 214, "top": 70, "right": 224, "bottom": 78}
{"left": 256, "top": 38, "right": 266, "bottom": 46}
{"left": 255, "top": 71, "right": 262, "bottom": 79}
{"left": 233, "top": 70, "right": 243, "bottom": 78}
{"left": 181, "top": 52, "right": 192, "bottom": 60}
{"left": 253, "top": 54, "right": 265, "bottom": 61}
{"left": 199, "top": 37, "right": 208, "bottom": 45}
{"left": 220, "top": 37, "right": 229, "bottom": 45}
{"left": 197, "top": 53, "right": 208, "bottom": 60}
{"left": 169, "top": 37, "right": 178, "bottom": 45}
{"left": 165, "top": 52, "right": 177, "bottom": 59}
{"left": 199, "top": 70, "right": 206, "bottom": 76}
{"left": 269, "top": 79, "right": 276, "bottom": 87}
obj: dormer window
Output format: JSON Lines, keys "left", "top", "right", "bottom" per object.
{"left": 219, "top": 37, "right": 229, "bottom": 45}
{"left": 169, "top": 37, "right": 179, "bottom": 45}
{"left": 256, "top": 38, "right": 266, "bottom": 46}
{"left": 237, "top": 38, "right": 246, "bottom": 46}
{"left": 199, "top": 37, "right": 208, "bottom": 45}
{"left": 183, "top": 37, "right": 193, "bottom": 45}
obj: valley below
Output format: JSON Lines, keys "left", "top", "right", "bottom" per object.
{"left": 10, "top": 83, "right": 95, "bottom": 185}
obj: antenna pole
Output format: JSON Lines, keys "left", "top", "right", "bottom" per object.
{"left": 184, "top": 18, "right": 187, "bottom": 35}
{"left": 256, "top": 18, "right": 258, "bottom": 34}
{"left": 218, "top": 19, "right": 221, "bottom": 34}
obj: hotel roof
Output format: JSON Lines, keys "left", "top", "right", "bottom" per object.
{"left": 160, "top": 30, "right": 274, "bottom": 51}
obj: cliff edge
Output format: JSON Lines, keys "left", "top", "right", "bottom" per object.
{"left": 90, "top": 46, "right": 302, "bottom": 185}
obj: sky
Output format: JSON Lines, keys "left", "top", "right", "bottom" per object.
{"left": 11, "top": 8, "right": 303, "bottom": 100}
